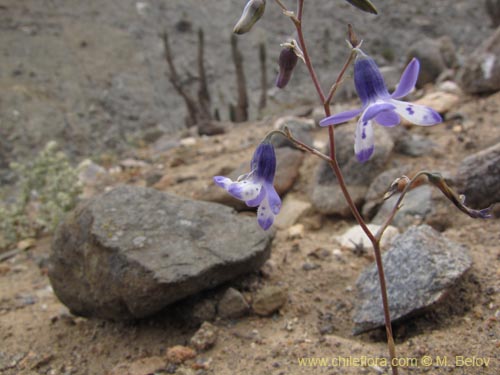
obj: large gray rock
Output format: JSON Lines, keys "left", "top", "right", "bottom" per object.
{"left": 458, "top": 27, "right": 500, "bottom": 94}
{"left": 353, "top": 225, "right": 472, "bottom": 334}
{"left": 48, "top": 185, "right": 273, "bottom": 320}
{"left": 311, "top": 126, "right": 394, "bottom": 216}
{"left": 455, "top": 142, "right": 500, "bottom": 208}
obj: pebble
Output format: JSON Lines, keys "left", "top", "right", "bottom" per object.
{"left": 287, "top": 224, "right": 304, "bottom": 240}
{"left": 190, "top": 322, "right": 218, "bottom": 352}
{"left": 217, "top": 288, "right": 249, "bottom": 319}
{"left": 165, "top": 346, "right": 196, "bottom": 365}
{"left": 252, "top": 285, "right": 288, "bottom": 316}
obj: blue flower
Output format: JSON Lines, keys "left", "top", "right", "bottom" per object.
{"left": 214, "top": 141, "right": 281, "bottom": 230}
{"left": 320, "top": 50, "right": 443, "bottom": 163}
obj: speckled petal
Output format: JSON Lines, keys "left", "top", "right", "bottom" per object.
{"left": 391, "top": 58, "right": 419, "bottom": 99}
{"left": 257, "top": 196, "right": 275, "bottom": 230}
{"left": 319, "top": 108, "right": 362, "bottom": 126}
{"left": 246, "top": 184, "right": 266, "bottom": 207}
{"left": 265, "top": 183, "right": 281, "bottom": 215}
{"left": 354, "top": 115, "right": 375, "bottom": 163}
{"left": 227, "top": 179, "right": 262, "bottom": 200}
{"left": 391, "top": 99, "right": 442, "bottom": 126}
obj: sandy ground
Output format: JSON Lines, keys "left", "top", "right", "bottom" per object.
{"left": 1, "top": 87, "right": 500, "bottom": 374}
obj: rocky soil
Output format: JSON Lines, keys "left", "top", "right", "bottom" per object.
{"left": 1, "top": 1, "right": 500, "bottom": 375}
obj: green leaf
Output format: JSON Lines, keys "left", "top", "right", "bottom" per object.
{"left": 344, "top": 0, "right": 378, "bottom": 15}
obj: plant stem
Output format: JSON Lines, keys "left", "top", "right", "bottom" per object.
{"left": 292, "top": 2, "right": 398, "bottom": 374}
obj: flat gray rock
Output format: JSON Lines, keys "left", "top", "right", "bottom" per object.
{"left": 48, "top": 185, "right": 273, "bottom": 320}
{"left": 353, "top": 225, "right": 471, "bottom": 334}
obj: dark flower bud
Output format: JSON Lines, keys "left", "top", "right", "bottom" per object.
{"left": 344, "top": 0, "right": 378, "bottom": 15}
{"left": 233, "top": 0, "right": 266, "bottom": 35}
{"left": 276, "top": 45, "right": 299, "bottom": 89}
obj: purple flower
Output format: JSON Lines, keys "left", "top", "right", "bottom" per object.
{"left": 320, "top": 50, "right": 443, "bottom": 163}
{"left": 214, "top": 141, "right": 281, "bottom": 230}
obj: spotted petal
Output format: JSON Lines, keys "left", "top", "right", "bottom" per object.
{"left": 319, "top": 108, "right": 362, "bottom": 126}
{"left": 354, "top": 115, "right": 375, "bottom": 163}
{"left": 265, "top": 183, "right": 281, "bottom": 215}
{"left": 257, "top": 196, "right": 275, "bottom": 230}
{"left": 246, "top": 184, "right": 266, "bottom": 207}
{"left": 215, "top": 175, "right": 261, "bottom": 201}
{"left": 391, "top": 58, "right": 419, "bottom": 99}
{"left": 391, "top": 99, "right": 442, "bottom": 126}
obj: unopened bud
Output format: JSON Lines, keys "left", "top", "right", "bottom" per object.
{"left": 344, "top": 0, "right": 378, "bottom": 15}
{"left": 347, "top": 24, "right": 361, "bottom": 49}
{"left": 276, "top": 43, "right": 299, "bottom": 89}
{"left": 233, "top": 0, "right": 266, "bottom": 35}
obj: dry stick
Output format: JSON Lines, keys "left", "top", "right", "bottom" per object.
{"left": 162, "top": 30, "right": 200, "bottom": 127}
{"left": 230, "top": 34, "right": 249, "bottom": 122}
{"left": 292, "top": 2, "right": 398, "bottom": 374}
{"left": 258, "top": 42, "right": 268, "bottom": 113}
{"left": 197, "top": 28, "right": 212, "bottom": 121}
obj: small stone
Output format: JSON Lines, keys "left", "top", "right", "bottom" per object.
{"left": 166, "top": 346, "right": 196, "bottom": 365}
{"left": 107, "top": 356, "right": 166, "bottom": 375}
{"left": 413, "top": 91, "right": 460, "bottom": 115}
{"left": 335, "top": 224, "right": 399, "bottom": 251}
{"left": 353, "top": 225, "right": 472, "bottom": 334}
{"left": 190, "top": 322, "right": 218, "bottom": 351}
{"left": 180, "top": 137, "right": 197, "bottom": 147}
{"left": 302, "top": 262, "right": 320, "bottom": 271}
{"left": 217, "top": 288, "right": 249, "bottom": 319}
{"left": 17, "top": 238, "right": 36, "bottom": 251}
{"left": 287, "top": 224, "right": 304, "bottom": 240}
{"left": 274, "top": 196, "right": 312, "bottom": 230}
{"left": 252, "top": 285, "right": 288, "bottom": 316}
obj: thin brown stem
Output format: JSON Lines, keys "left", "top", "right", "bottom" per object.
{"left": 291, "top": 2, "right": 398, "bottom": 374}
{"left": 325, "top": 50, "right": 356, "bottom": 105}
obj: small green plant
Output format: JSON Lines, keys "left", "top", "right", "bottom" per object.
{"left": 0, "top": 141, "right": 82, "bottom": 249}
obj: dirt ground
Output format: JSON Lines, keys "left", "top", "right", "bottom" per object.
{"left": 1, "top": 87, "right": 500, "bottom": 375}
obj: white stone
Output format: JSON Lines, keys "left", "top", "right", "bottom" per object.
{"left": 335, "top": 224, "right": 399, "bottom": 251}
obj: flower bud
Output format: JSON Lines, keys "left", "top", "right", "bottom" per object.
{"left": 233, "top": 0, "right": 266, "bottom": 35}
{"left": 344, "top": 0, "right": 378, "bottom": 15}
{"left": 276, "top": 45, "right": 299, "bottom": 89}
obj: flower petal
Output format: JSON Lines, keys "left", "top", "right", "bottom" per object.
{"left": 246, "top": 184, "right": 266, "bottom": 207}
{"left": 391, "top": 58, "right": 419, "bottom": 99}
{"left": 362, "top": 102, "right": 396, "bottom": 122}
{"left": 264, "top": 183, "right": 281, "bottom": 215}
{"left": 354, "top": 116, "right": 375, "bottom": 163}
{"left": 227, "top": 179, "right": 262, "bottom": 200}
{"left": 375, "top": 110, "right": 400, "bottom": 127}
{"left": 391, "top": 99, "right": 442, "bottom": 126}
{"left": 354, "top": 55, "right": 390, "bottom": 105}
{"left": 319, "top": 108, "right": 362, "bottom": 126}
{"left": 257, "top": 196, "right": 275, "bottom": 230}
{"left": 213, "top": 176, "right": 233, "bottom": 190}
